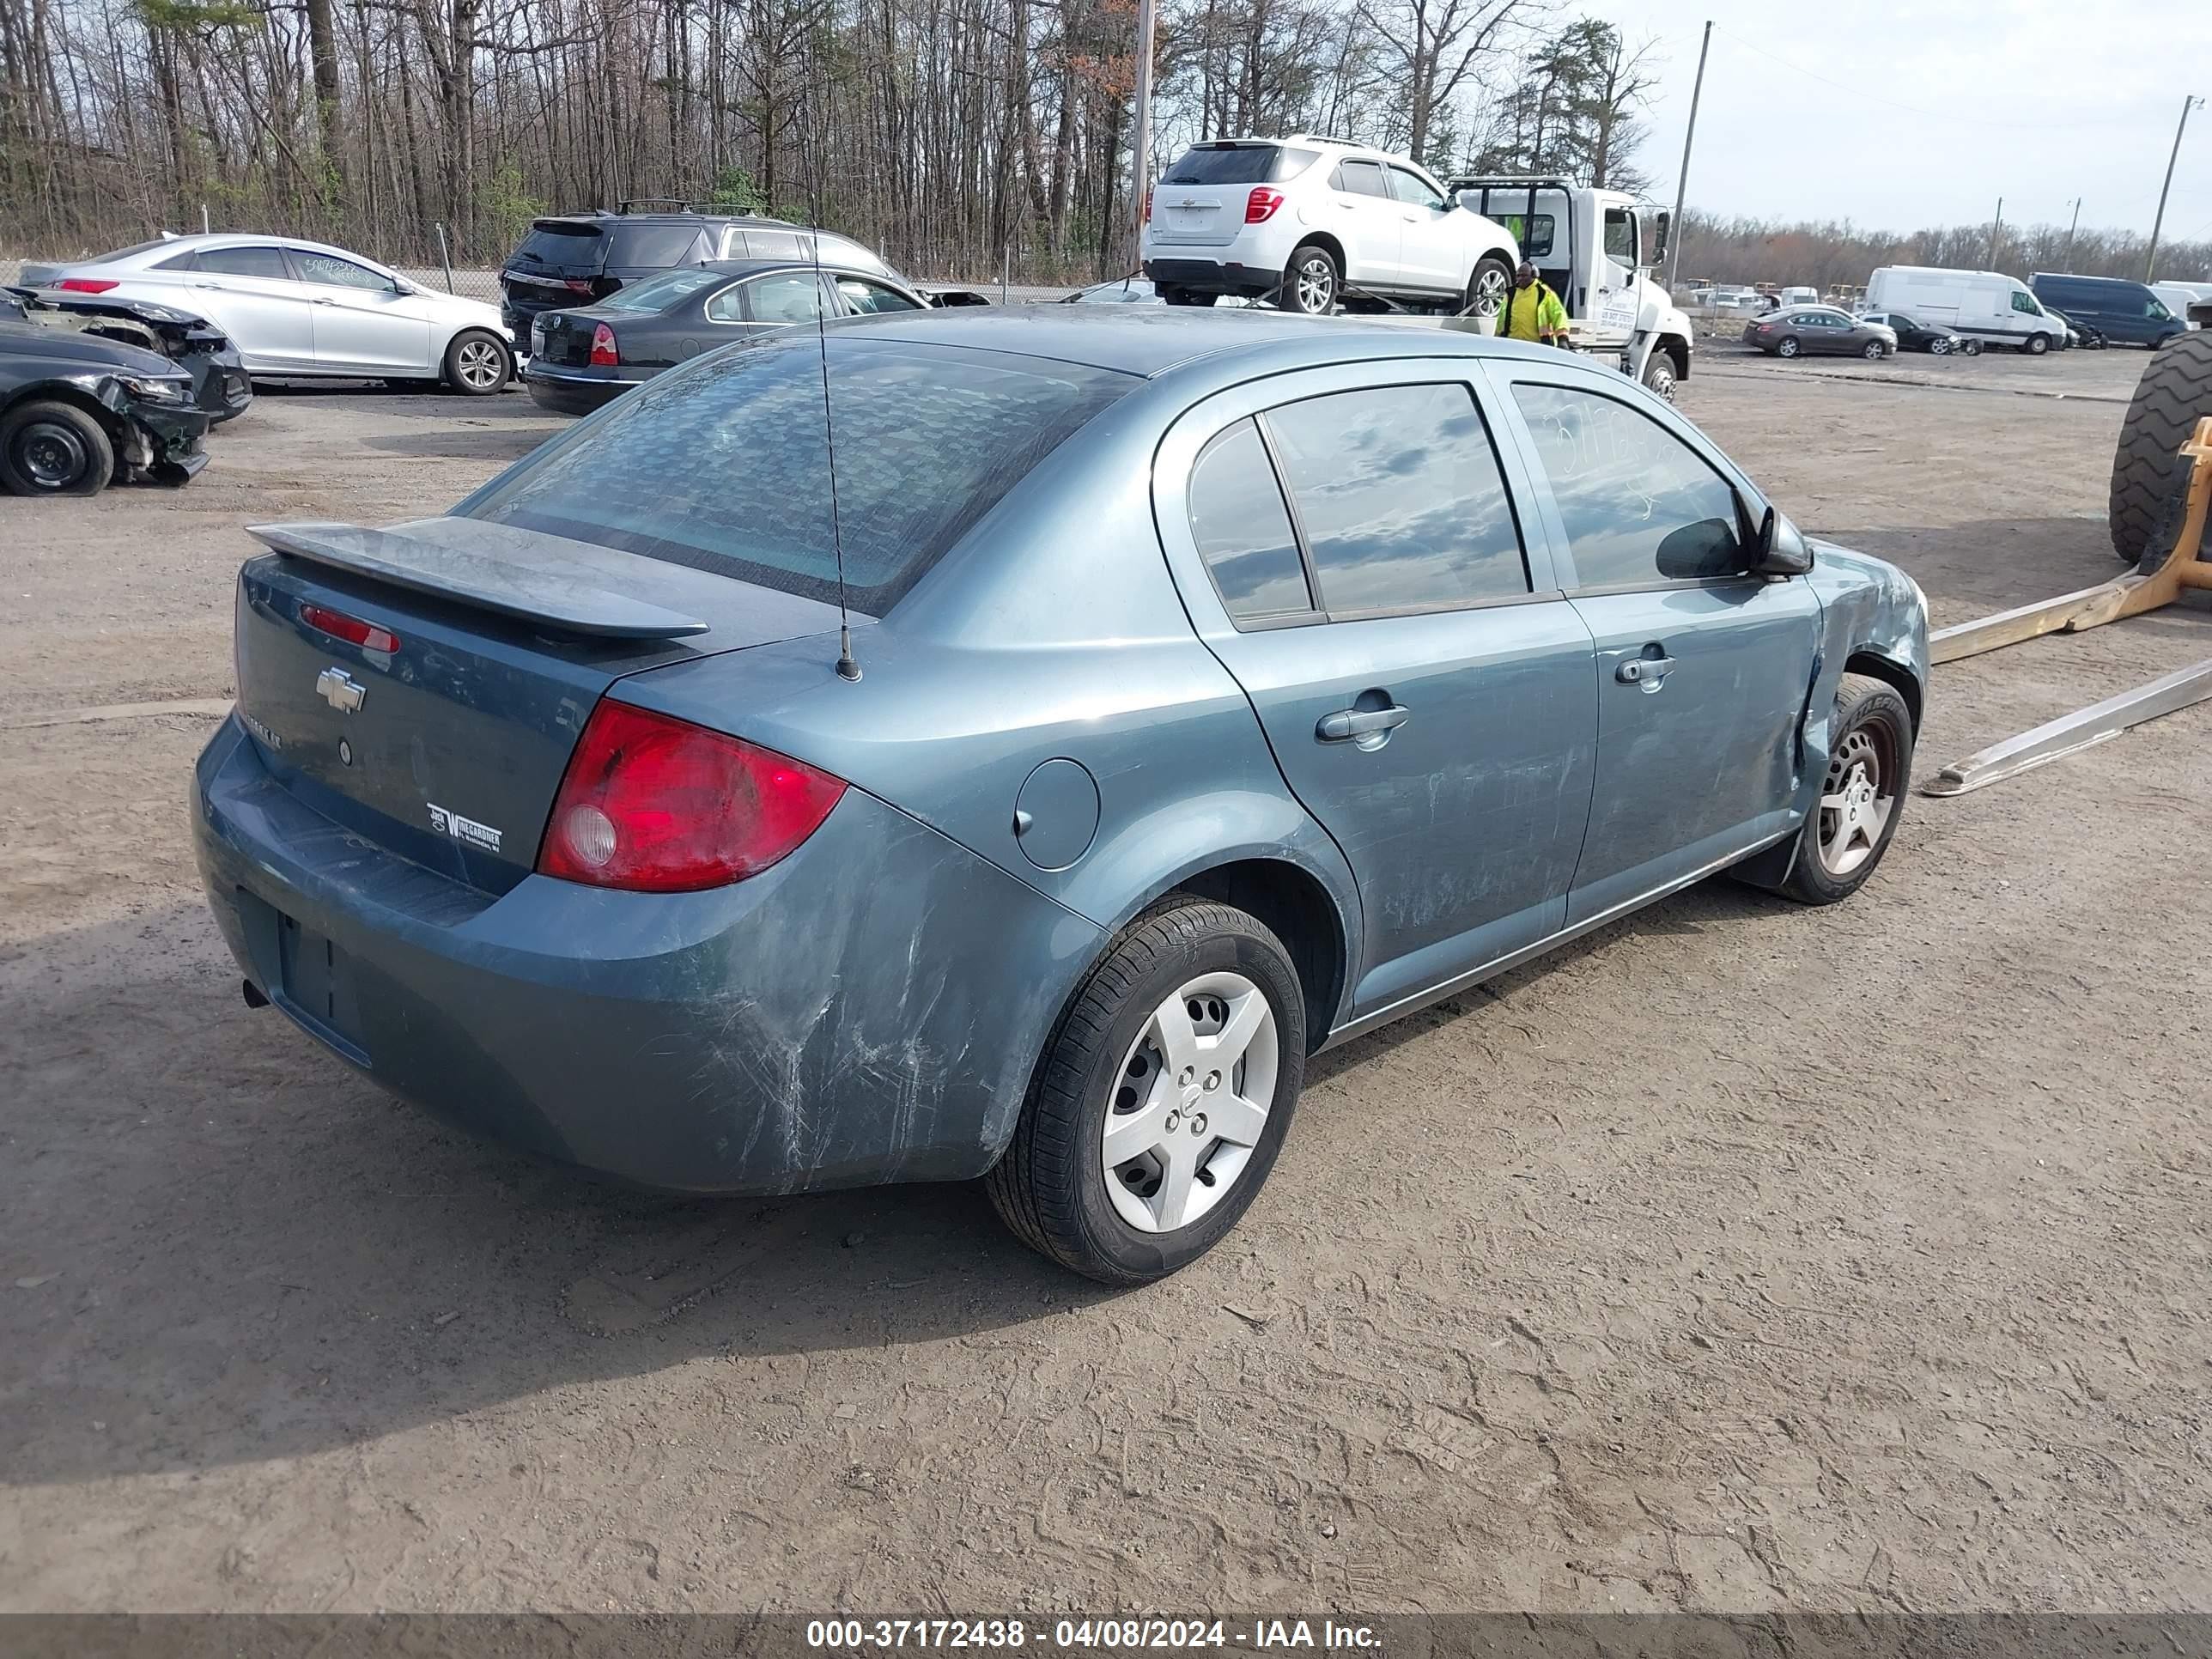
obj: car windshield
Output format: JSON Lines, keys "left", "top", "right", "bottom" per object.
{"left": 462, "top": 335, "right": 1135, "bottom": 615}
{"left": 597, "top": 267, "right": 726, "bottom": 313}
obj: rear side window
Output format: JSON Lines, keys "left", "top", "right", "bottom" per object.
{"left": 193, "top": 246, "right": 292, "bottom": 280}
{"left": 606, "top": 224, "right": 704, "bottom": 267}
{"left": 744, "top": 228, "right": 807, "bottom": 260}
{"left": 464, "top": 338, "right": 1133, "bottom": 615}
{"left": 599, "top": 267, "right": 725, "bottom": 313}
{"left": 514, "top": 223, "right": 605, "bottom": 267}
{"left": 1333, "top": 161, "right": 1392, "bottom": 198}
{"left": 1188, "top": 421, "right": 1312, "bottom": 623}
{"left": 1512, "top": 384, "right": 1745, "bottom": 586}
{"left": 1263, "top": 384, "right": 1530, "bottom": 615}
{"left": 1163, "top": 144, "right": 1315, "bottom": 185}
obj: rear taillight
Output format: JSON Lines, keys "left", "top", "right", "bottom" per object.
{"left": 299, "top": 600, "right": 400, "bottom": 654}
{"left": 57, "top": 277, "right": 118, "bottom": 293}
{"left": 537, "top": 701, "right": 846, "bottom": 893}
{"left": 1144, "top": 185, "right": 1155, "bottom": 220}
{"left": 563, "top": 278, "right": 595, "bottom": 295}
{"left": 1245, "top": 188, "right": 1284, "bottom": 224}
{"left": 588, "top": 323, "right": 618, "bottom": 366}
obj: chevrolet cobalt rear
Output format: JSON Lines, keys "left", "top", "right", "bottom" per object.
{"left": 194, "top": 309, "right": 1927, "bottom": 1284}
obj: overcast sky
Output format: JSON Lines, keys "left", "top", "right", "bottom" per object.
{"left": 1595, "top": 0, "right": 2212, "bottom": 242}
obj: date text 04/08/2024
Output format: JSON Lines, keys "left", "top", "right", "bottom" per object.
{"left": 804, "top": 1619, "right": 1383, "bottom": 1650}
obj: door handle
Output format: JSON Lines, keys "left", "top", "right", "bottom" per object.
{"left": 190, "top": 282, "right": 222, "bottom": 289}
{"left": 1615, "top": 655, "right": 1677, "bottom": 685}
{"left": 313, "top": 296, "right": 337, "bottom": 306}
{"left": 1317, "top": 704, "right": 1410, "bottom": 742}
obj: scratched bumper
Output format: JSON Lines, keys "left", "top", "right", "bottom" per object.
{"left": 191, "top": 712, "right": 1102, "bottom": 1194}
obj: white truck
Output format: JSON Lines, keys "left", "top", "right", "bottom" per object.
{"left": 1444, "top": 175, "right": 1698, "bottom": 400}
{"left": 1863, "top": 265, "right": 2067, "bottom": 355}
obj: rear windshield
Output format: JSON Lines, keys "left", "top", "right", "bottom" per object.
{"left": 598, "top": 267, "right": 726, "bottom": 313}
{"left": 514, "top": 222, "right": 605, "bottom": 267}
{"left": 607, "top": 224, "right": 705, "bottom": 266}
{"left": 90, "top": 238, "right": 174, "bottom": 264}
{"left": 460, "top": 336, "right": 1134, "bottom": 615}
{"left": 1163, "top": 144, "right": 1317, "bottom": 185}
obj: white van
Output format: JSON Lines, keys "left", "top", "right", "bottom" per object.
{"left": 1863, "top": 265, "right": 2067, "bottom": 354}
{"left": 2153, "top": 281, "right": 2212, "bottom": 329}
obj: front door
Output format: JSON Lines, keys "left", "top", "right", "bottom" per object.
{"left": 1592, "top": 205, "right": 1642, "bottom": 346}
{"left": 1494, "top": 371, "right": 1821, "bottom": 924}
{"left": 1386, "top": 166, "right": 1460, "bottom": 296}
{"left": 289, "top": 246, "right": 434, "bottom": 372}
{"left": 1154, "top": 368, "right": 1599, "bottom": 1018}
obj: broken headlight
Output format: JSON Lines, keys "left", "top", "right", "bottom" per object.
{"left": 118, "top": 374, "right": 193, "bottom": 404}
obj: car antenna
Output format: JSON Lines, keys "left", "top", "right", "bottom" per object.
{"left": 809, "top": 224, "right": 861, "bottom": 683}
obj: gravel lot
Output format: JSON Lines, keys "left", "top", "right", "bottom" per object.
{"left": 3, "top": 339, "right": 2209, "bottom": 1615}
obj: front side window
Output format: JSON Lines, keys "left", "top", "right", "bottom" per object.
{"left": 1262, "top": 383, "right": 1529, "bottom": 614}
{"left": 1602, "top": 208, "right": 1638, "bottom": 264}
{"left": 1389, "top": 168, "right": 1445, "bottom": 210}
{"left": 2149, "top": 298, "right": 2172, "bottom": 319}
{"left": 292, "top": 250, "right": 392, "bottom": 290}
{"left": 742, "top": 271, "right": 826, "bottom": 325}
{"left": 1188, "top": 420, "right": 1312, "bottom": 623}
{"left": 836, "top": 276, "right": 921, "bottom": 315}
{"left": 465, "top": 337, "right": 1133, "bottom": 615}
{"left": 194, "top": 246, "right": 293, "bottom": 281}
{"left": 1512, "top": 384, "right": 1747, "bottom": 587}
{"left": 2011, "top": 291, "right": 2041, "bottom": 315}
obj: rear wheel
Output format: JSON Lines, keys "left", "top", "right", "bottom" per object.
{"left": 1280, "top": 243, "right": 1340, "bottom": 315}
{"left": 985, "top": 897, "right": 1306, "bottom": 1285}
{"left": 2110, "top": 331, "right": 2212, "bottom": 561}
{"left": 0, "top": 398, "right": 113, "bottom": 496}
{"left": 443, "top": 329, "right": 511, "bottom": 395}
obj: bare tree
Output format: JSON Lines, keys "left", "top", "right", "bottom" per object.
{"left": 1354, "top": 0, "right": 1516, "bottom": 162}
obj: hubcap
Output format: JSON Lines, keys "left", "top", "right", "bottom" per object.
{"left": 1817, "top": 725, "right": 1897, "bottom": 877}
{"left": 1295, "top": 258, "right": 1334, "bottom": 313}
{"left": 15, "top": 420, "right": 86, "bottom": 489}
{"left": 1102, "top": 971, "right": 1279, "bottom": 1234}
{"left": 456, "top": 339, "right": 503, "bottom": 388}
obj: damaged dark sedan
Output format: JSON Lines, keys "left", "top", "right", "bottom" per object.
{"left": 0, "top": 319, "right": 211, "bottom": 495}
{"left": 3, "top": 284, "right": 252, "bottom": 423}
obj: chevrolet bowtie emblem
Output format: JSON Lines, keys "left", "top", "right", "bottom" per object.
{"left": 316, "top": 667, "right": 366, "bottom": 714}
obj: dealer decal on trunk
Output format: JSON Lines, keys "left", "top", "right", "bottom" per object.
{"left": 428, "top": 802, "right": 504, "bottom": 854}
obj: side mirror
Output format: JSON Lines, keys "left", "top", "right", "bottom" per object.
{"left": 1753, "top": 505, "right": 1814, "bottom": 575}
{"left": 1652, "top": 211, "right": 1672, "bottom": 268}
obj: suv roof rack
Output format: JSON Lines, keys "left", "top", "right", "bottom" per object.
{"left": 1281, "top": 132, "right": 1362, "bottom": 149}
{"left": 617, "top": 198, "right": 703, "bottom": 214}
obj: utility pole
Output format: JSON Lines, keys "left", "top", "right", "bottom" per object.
{"left": 2148, "top": 94, "right": 2203, "bottom": 283}
{"left": 1130, "top": 0, "right": 1157, "bottom": 268}
{"left": 2063, "top": 198, "right": 2081, "bottom": 269}
{"left": 1663, "top": 19, "right": 1713, "bottom": 296}
{"left": 1986, "top": 198, "right": 2002, "bottom": 270}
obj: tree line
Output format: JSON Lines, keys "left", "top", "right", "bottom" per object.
{"left": 1674, "top": 212, "right": 2212, "bottom": 295}
{"left": 1, "top": 0, "right": 1656, "bottom": 277}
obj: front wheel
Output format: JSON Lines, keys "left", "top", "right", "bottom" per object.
{"left": 1280, "top": 243, "right": 1340, "bottom": 315}
{"left": 1743, "top": 678, "right": 1914, "bottom": 906}
{"left": 1640, "top": 349, "right": 1678, "bottom": 402}
{"left": 1863, "top": 341, "right": 1885, "bottom": 359}
{"left": 1462, "top": 253, "right": 1513, "bottom": 320}
{"left": 0, "top": 398, "right": 114, "bottom": 496}
{"left": 1776, "top": 337, "right": 1802, "bottom": 359}
{"left": 2024, "top": 331, "right": 2051, "bottom": 356}
{"left": 1158, "top": 284, "right": 1211, "bottom": 307}
{"left": 985, "top": 898, "right": 1306, "bottom": 1285}
{"left": 1930, "top": 337, "right": 1952, "bottom": 356}
{"left": 443, "top": 329, "right": 512, "bottom": 395}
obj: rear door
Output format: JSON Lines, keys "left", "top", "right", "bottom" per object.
{"left": 503, "top": 220, "right": 608, "bottom": 320}
{"left": 1490, "top": 368, "right": 1821, "bottom": 923}
{"left": 1330, "top": 160, "right": 1404, "bottom": 288}
{"left": 288, "top": 246, "right": 434, "bottom": 372}
{"left": 1152, "top": 363, "right": 1599, "bottom": 1018}
{"left": 179, "top": 245, "right": 316, "bottom": 368}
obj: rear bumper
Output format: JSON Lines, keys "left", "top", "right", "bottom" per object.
{"left": 523, "top": 362, "right": 643, "bottom": 414}
{"left": 1144, "top": 258, "right": 1280, "bottom": 298}
{"left": 191, "top": 713, "right": 1101, "bottom": 1194}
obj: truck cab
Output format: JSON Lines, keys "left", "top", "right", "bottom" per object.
{"left": 1446, "top": 176, "right": 1695, "bottom": 398}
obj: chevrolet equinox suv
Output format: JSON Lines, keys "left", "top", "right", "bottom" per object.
{"left": 1140, "top": 137, "right": 1521, "bottom": 316}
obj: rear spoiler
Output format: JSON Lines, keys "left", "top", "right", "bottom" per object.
{"left": 247, "top": 521, "right": 710, "bottom": 640}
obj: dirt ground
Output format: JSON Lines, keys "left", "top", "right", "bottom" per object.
{"left": 3, "top": 342, "right": 2209, "bottom": 1616}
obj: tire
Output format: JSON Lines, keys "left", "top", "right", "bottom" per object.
{"left": 1462, "top": 253, "right": 1514, "bottom": 320}
{"left": 1640, "top": 349, "right": 1677, "bottom": 402}
{"left": 0, "top": 398, "right": 114, "bottom": 496}
{"left": 1776, "top": 337, "right": 1802, "bottom": 359}
{"left": 1962, "top": 337, "right": 1982, "bottom": 356}
{"left": 1279, "top": 242, "right": 1340, "bottom": 315}
{"left": 984, "top": 896, "right": 1307, "bottom": 1285}
{"left": 1159, "top": 285, "right": 1211, "bottom": 307}
{"left": 1930, "top": 338, "right": 1951, "bottom": 356}
{"left": 1863, "top": 341, "right": 1885, "bottom": 359}
{"left": 2110, "top": 330, "right": 2212, "bottom": 562}
{"left": 2024, "top": 331, "right": 2051, "bottom": 355}
{"left": 442, "top": 328, "right": 511, "bottom": 395}
{"left": 1741, "top": 677, "right": 1914, "bottom": 907}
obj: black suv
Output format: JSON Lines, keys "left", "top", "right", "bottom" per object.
{"left": 499, "top": 204, "right": 900, "bottom": 338}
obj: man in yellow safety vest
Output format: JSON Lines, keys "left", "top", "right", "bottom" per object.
{"left": 1498, "top": 261, "right": 1569, "bottom": 347}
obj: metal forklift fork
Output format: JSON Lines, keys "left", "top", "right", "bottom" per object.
{"left": 1921, "top": 416, "right": 2212, "bottom": 796}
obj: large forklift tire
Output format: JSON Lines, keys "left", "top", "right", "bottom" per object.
{"left": 2110, "top": 331, "right": 2212, "bottom": 562}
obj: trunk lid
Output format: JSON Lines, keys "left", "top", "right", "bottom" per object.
{"left": 533, "top": 310, "right": 601, "bottom": 367}
{"left": 231, "top": 518, "right": 848, "bottom": 895}
{"left": 503, "top": 219, "right": 613, "bottom": 319}
{"left": 1149, "top": 142, "right": 1310, "bottom": 249}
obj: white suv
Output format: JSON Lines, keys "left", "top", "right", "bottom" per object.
{"left": 1140, "top": 136, "right": 1521, "bottom": 315}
